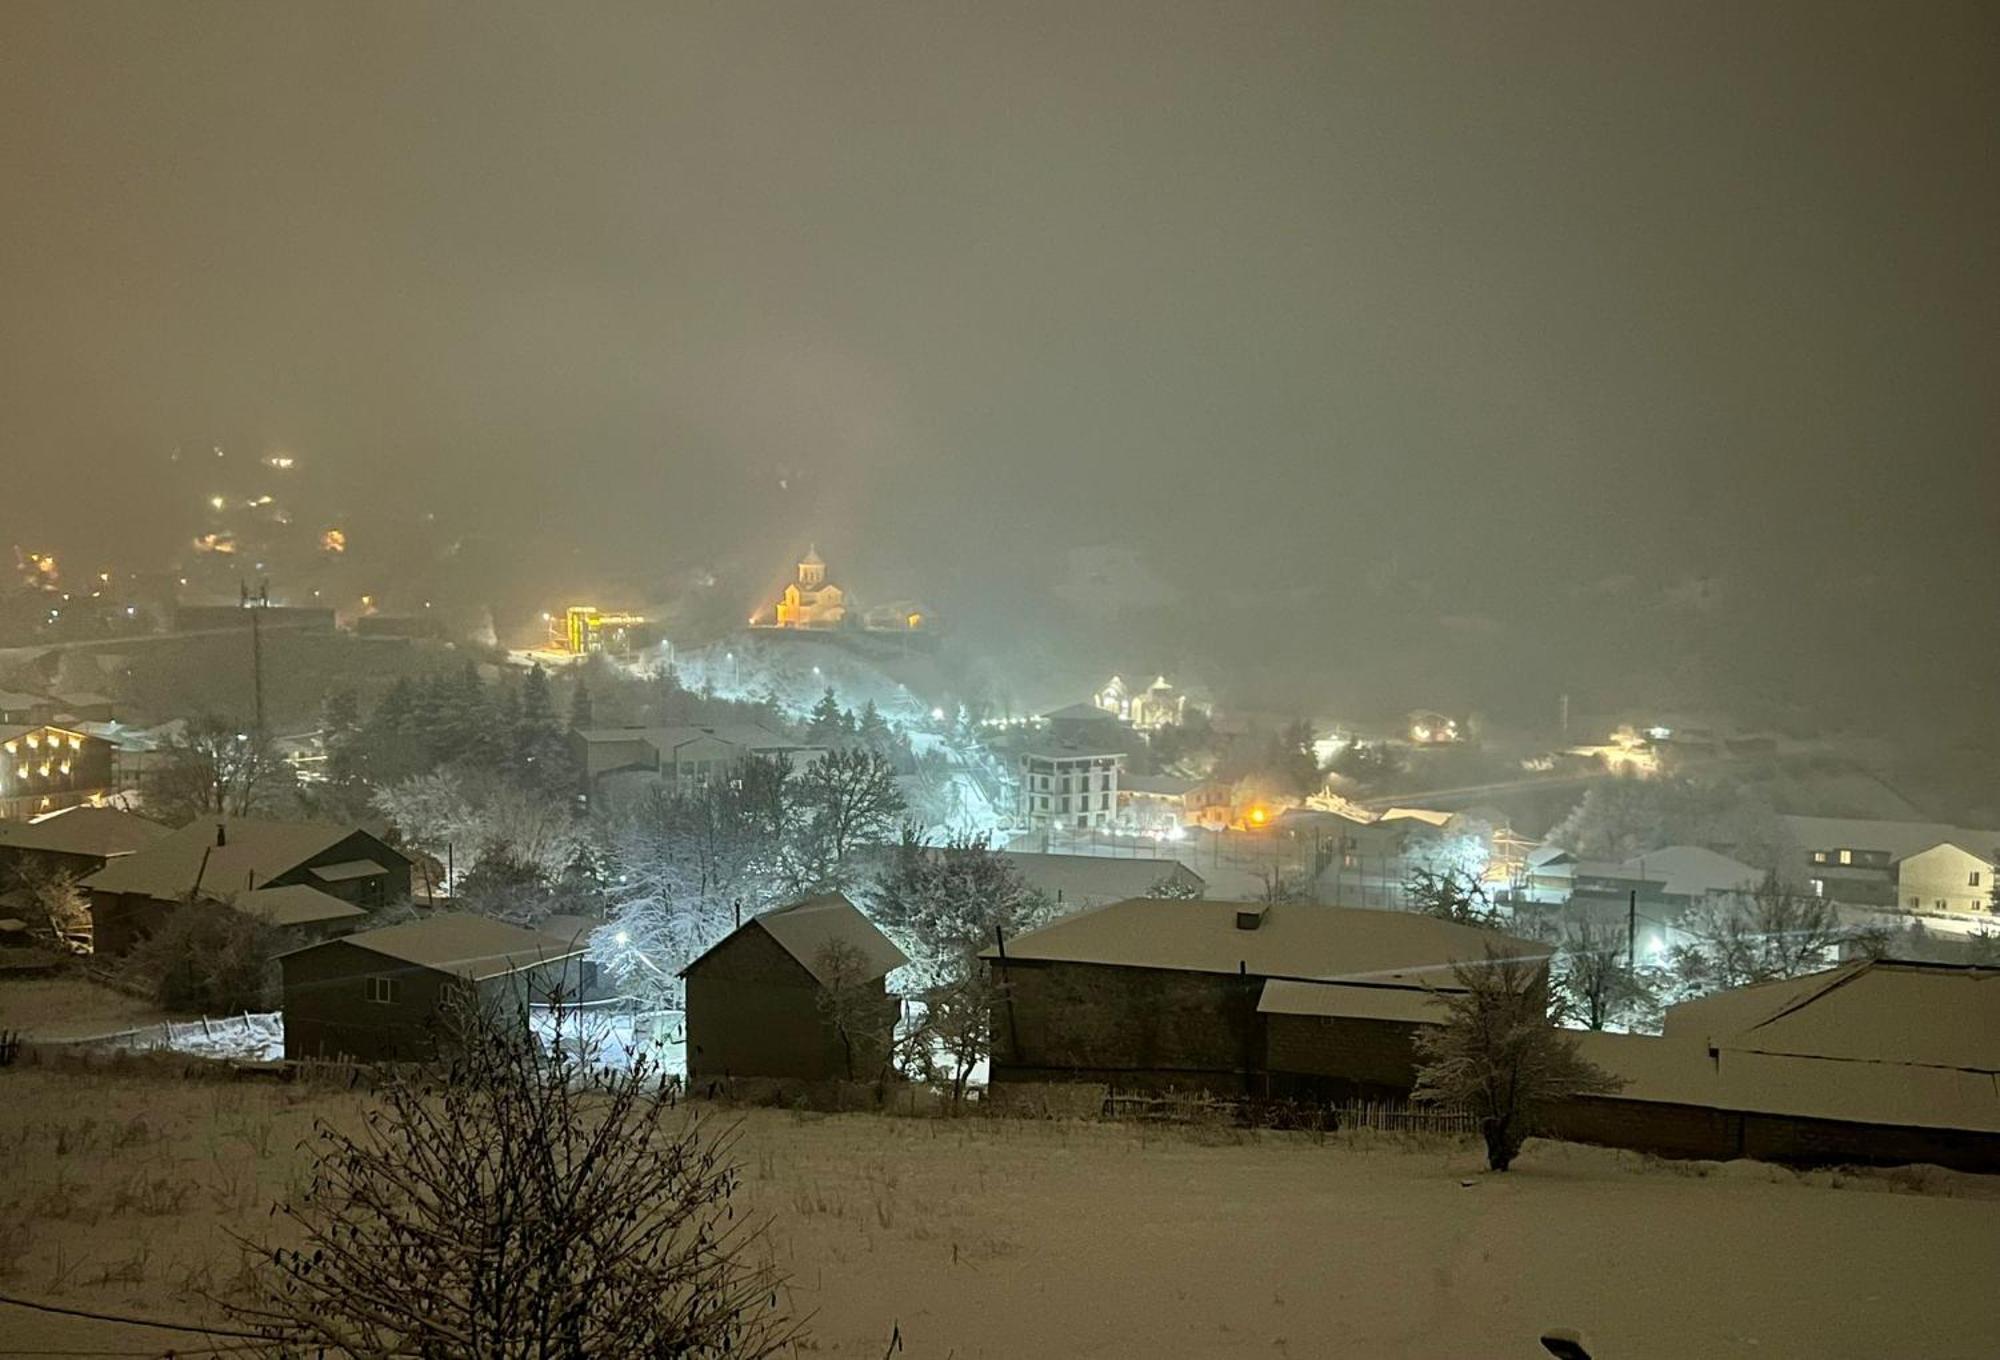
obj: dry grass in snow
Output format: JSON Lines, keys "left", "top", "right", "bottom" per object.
{"left": 0, "top": 1063, "right": 1996, "bottom": 1357}
{"left": 0, "top": 973, "right": 179, "bottom": 1041}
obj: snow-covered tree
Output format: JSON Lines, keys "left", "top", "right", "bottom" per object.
{"left": 869, "top": 829, "right": 1049, "bottom": 984}
{"left": 1414, "top": 951, "right": 1621, "bottom": 1171}
{"left": 805, "top": 687, "right": 848, "bottom": 746}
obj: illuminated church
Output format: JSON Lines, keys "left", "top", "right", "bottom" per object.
{"left": 771, "top": 546, "right": 848, "bottom": 629}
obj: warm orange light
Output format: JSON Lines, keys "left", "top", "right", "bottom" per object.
{"left": 1249, "top": 807, "right": 1267, "bottom": 826}
{"left": 320, "top": 528, "right": 347, "bottom": 553}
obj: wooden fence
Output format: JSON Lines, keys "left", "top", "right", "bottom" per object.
{"left": 1098, "top": 1088, "right": 1477, "bottom": 1135}
{"left": 1333, "top": 1098, "right": 1477, "bottom": 1136}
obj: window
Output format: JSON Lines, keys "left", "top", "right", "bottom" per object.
{"left": 1910, "top": 896, "right": 1921, "bottom": 909}
{"left": 1812, "top": 851, "right": 1827, "bottom": 864}
{"left": 1971, "top": 871, "right": 1983, "bottom": 888}
{"left": 1838, "top": 850, "right": 1852, "bottom": 865}
{"left": 1809, "top": 877, "right": 1825, "bottom": 897}
{"left": 365, "top": 976, "right": 400, "bottom": 1004}
{"left": 1936, "top": 899, "right": 1948, "bottom": 911}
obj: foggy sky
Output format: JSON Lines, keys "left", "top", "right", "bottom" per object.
{"left": 4, "top": 2, "right": 1996, "bottom": 729}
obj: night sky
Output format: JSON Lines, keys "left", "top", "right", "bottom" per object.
{"left": 4, "top": 2, "right": 1996, "bottom": 730}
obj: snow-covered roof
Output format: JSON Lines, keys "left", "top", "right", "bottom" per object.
{"left": 1662, "top": 960, "right": 2000, "bottom": 1073}
{"left": 1378, "top": 808, "right": 1454, "bottom": 828}
{"left": 1780, "top": 815, "right": 2000, "bottom": 863}
{"left": 1039, "top": 702, "right": 1121, "bottom": 724}
{"left": 574, "top": 723, "right": 817, "bottom": 756}
{"left": 999, "top": 851, "right": 1202, "bottom": 908}
{"left": 1258, "top": 977, "right": 1452, "bottom": 1025}
{"left": 309, "top": 859, "right": 391, "bottom": 883}
{"left": 1569, "top": 1030, "right": 2000, "bottom": 1135}
{"left": 233, "top": 884, "right": 367, "bottom": 928}
{"left": 82, "top": 818, "right": 405, "bottom": 901}
{"left": 0, "top": 806, "right": 167, "bottom": 858}
{"left": 1619, "top": 845, "right": 1763, "bottom": 899}
{"left": 983, "top": 898, "right": 1542, "bottom": 982}
{"left": 681, "top": 893, "right": 906, "bottom": 985}
{"left": 290, "top": 913, "right": 584, "bottom": 981}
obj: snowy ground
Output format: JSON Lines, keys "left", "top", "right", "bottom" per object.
{"left": 2, "top": 1068, "right": 1996, "bottom": 1358}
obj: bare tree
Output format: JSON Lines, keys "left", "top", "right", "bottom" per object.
{"left": 1254, "top": 868, "right": 1314, "bottom": 905}
{"left": 1403, "top": 865, "right": 1496, "bottom": 925}
{"left": 235, "top": 995, "right": 796, "bottom": 1357}
{"left": 146, "top": 715, "right": 293, "bottom": 824}
{"left": 1413, "top": 950, "right": 1621, "bottom": 1171}
{"left": 1681, "top": 873, "right": 1851, "bottom": 988}
{"left": 814, "top": 938, "right": 897, "bottom": 1082}
{"left": 794, "top": 747, "right": 905, "bottom": 865}
{"left": 1555, "top": 920, "right": 1652, "bottom": 1031}
{"left": 901, "top": 964, "right": 1001, "bottom": 1111}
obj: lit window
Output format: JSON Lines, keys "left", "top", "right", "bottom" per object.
{"left": 365, "top": 976, "right": 400, "bottom": 1004}
{"left": 1812, "top": 851, "right": 1827, "bottom": 864}
{"left": 1838, "top": 850, "right": 1852, "bottom": 865}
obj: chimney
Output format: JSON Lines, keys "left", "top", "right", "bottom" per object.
{"left": 1234, "top": 905, "right": 1267, "bottom": 931}
{"left": 215, "top": 822, "right": 227, "bottom": 848}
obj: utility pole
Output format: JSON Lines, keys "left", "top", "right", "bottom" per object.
{"left": 250, "top": 603, "right": 266, "bottom": 736}
{"left": 1628, "top": 888, "right": 1638, "bottom": 971}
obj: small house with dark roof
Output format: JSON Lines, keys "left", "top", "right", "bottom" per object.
{"left": 278, "top": 913, "right": 589, "bottom": 1061}
{"left": 680, "top": 893, "right": 907, "bottom": 1083}
{"left": 81, "top": 817, "right": 412, "bottom": 954}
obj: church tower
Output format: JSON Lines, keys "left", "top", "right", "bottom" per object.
{"left": 798, "top": 545, "right": 826, "bottom": 588}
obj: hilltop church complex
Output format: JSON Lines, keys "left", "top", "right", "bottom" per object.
{"left": 753, "top": 546, "right": 933, "bottom": 636}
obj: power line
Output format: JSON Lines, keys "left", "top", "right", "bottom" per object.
{"left": 0, "top": 1292, "right": 272, "bottom": 1341}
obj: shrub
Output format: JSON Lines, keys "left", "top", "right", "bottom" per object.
{"left": 124, "top": 902, "right": 278, "bottom": 1014}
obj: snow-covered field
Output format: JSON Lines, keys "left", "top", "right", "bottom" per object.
{"left": 3, "top": 1067, "right": 1996, "bottom": 1358}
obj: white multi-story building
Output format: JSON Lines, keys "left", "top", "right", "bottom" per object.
{"left": 1895, "top": 842, "right": 1996, "bottom": 918}
{"left": 1018, "top": 746, "right": 1123, "bottom": 831}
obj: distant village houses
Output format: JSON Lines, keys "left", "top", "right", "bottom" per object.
{"left": 1783, "top": 815, "right": 1999, "bottom": 922}
{"left": 0, "top": 723, "right": 117, "bottom": 819}
{"left": 570, "top": 723, "right": 827, "bottom": 801}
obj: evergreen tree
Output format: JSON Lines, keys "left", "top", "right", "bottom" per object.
{"left": 856, "top": 699, "right": 892, "bottom": 752}
{"left": 513, "top": 663, "right": 576, "bottom": 796}
{"left": 318, "top": 688, "right": 369, "bottom": 812}
{"left": 448, "top": 661, "right": 500, "bottom": 769}
{"left": 806, "top": 687, "right": 846, "bottom": 745}
{"left": 569, "top": 673, "right": 595, "bottom": 730}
